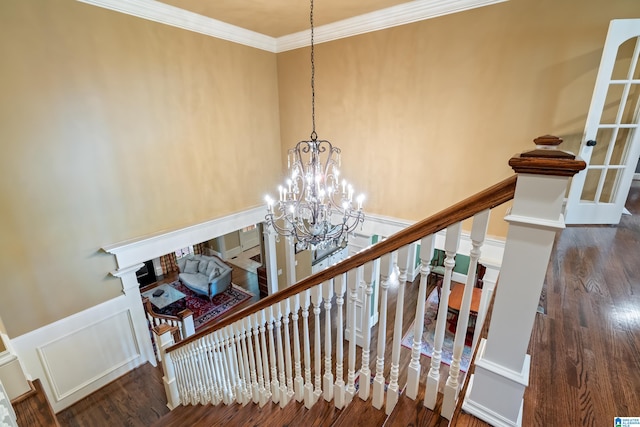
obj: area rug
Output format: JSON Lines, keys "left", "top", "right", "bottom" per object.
{"left": 353, "top": 372, "right": 406, "bottom": 395}
{"left": 537, "top": 283, "right": 547, "bottom": 315}
{"left": 400, "top": 288, "right": 472, "bottom": 372}
{"left": 155, "top": 281, "right": 254, "bottom": 331}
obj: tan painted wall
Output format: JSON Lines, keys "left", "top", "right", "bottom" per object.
{"left": 276, "top": 0, "right": 639, "bottom": 237}
{"left": 0, "top": 0, "right": 281, "bottom": 336}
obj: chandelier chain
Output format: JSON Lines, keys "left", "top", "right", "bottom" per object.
{"left": 310, "top": 0, "right": 316, "bottom": 141}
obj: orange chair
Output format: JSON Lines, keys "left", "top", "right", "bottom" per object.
{"left": 446, "top": 264, "right": 486, "bottom": 338}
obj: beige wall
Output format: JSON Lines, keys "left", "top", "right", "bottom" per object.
{"left": 0, "top": 0, "right": 281, "bottom": 336}
{"left": 1, "top": 0, "right": 637, "bottom": 337}
{"left": 276, "top": 0, "right": 638, "bottom": 237}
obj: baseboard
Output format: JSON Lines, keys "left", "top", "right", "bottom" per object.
{"left": 9, "top": 380, "right": 36, "bottom": 405}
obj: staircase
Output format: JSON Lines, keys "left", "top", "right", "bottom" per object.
{"left": 151, "top": 136, "right": 586, "bottom": 427}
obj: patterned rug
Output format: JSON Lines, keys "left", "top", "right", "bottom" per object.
{"left": 400, "top": 288, "right": 472, "bottom": 372}
{"left": 155, "top": 280, "right": 254, "bottom": 330}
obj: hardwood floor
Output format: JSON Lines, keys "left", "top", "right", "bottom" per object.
{"left": 14, "top": 183, "right": 640, "bottom": 425}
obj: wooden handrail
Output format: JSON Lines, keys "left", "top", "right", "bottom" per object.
{"left": 166, "top": 174, "right": 518, "bottom": 354}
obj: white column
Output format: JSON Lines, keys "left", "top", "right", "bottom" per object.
{"left": 463, "top": 140, "right": 585, "bottom": 427}
{"left": 111, "top": 264, "right": 157, "bottom": 367}
{"left": 284, "top": 236, "right": 296, "bottom": 287}
{"left": 263, "top": 226, "right": 279, "bottom": 294}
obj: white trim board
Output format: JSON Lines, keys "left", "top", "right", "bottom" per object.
{"left": 78, "top": 0, "right": 507, "bottom": 53}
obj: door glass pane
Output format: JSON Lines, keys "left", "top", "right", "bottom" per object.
{"left": 600, "top": 168, "right": 622, "bottom": 203}
{"left": 621, "top": 84, "right": 640, "bottom": 124}
{"left": 602, "top": 84, "right": 625, "bottom": 124}
{"left": 611, "top": 37, "right": 639, "bottom": 80}
{"left": 580, "top": 169, "right": 603, "bottom": 202}
{"left": 610, "top": 127, "right": 634, "bottom": 166}
{"left": 591, "top": 128, "right": 613, "bottom": 165}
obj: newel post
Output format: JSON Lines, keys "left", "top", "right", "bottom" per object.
{"left": 462, "top": 136, "right": 585, "bottom": 427}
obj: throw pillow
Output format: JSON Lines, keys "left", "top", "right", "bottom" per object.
{"left": 213, "top": 267, "right": 220, "bottom": 277}
{"left": 184, "top": 259, "right": 200, "bottom": 274}
{"left": 198, "top": 260, "right": 210, "bottom": 274}
{"left": 206, "top": 262, "right": 215, "bottom": 277}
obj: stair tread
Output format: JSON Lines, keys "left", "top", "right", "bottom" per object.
{"left": 332, "top": 395, "right": 387, "bottom": 427}
{"left": 383, "top": 393, "right": 447, "bottom": 427}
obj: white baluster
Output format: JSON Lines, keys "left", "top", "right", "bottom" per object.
{"left": 302, "top": 289, "right": 315, "bottom": 409}
{"left": 281, "top": 299, "right": 295, "bottom": 404}
{"left": 259, "top": 309, "right": 272, "bottom": 404}
{"left": 197, "top": 338, "right": 212, "bottom": 404}
{"left": 292, "top": 294, "right": 304, "bottom": 402}
{"left": 372, "top": 253, "right": 395, "bottom": 409}
{"left": 219, "top": 329, "right": 235, "bottom": 404}
{"left": 267, "top": 306, "right": 280, "bottom": 404}
{"left": 333, "top": 273, "right": 347, "bottom": 409}
{"left": 244, "top": 317, "right": 259, "bottom": 404}
{"left": 387, "top": 245, "right": 410, "bottom": 414}
{"left": 237, "top": 321, "right": 252, "bottom": 404}
{"left": 345, "top": 266, "right": 362, "bottom": 403}
{"left": 209, "top": 334, "right": 224, "bottom": 405}
{"left": 212, "top": 330, "right": 233, "bottom": 405}
{"left": 251, "top": 313, "right": 266, "bottom": 407}
{"left": 359, "top": 261, "right": 376, "bottom": 401}
{"left": 312, "top": 284, "right": 323, "bottom": 404}
{"left": 442, "top": 210, "right": 490, "bottom": 419}
{"left": 274, "top": 303, "right": 288, "bottom": 408}
{"left": 425, "top": 222, "right": 462, "bottom": 409}
{"left": 322, "top": 279, "right": 334, "bottom": 402}
{"left": 406, "top": 234, "right": 435, "bottom": 400}
{"left": 223, "top": 326, "right": 240, "bottom": 403}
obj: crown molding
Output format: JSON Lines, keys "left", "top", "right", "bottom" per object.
{"left": 78, "top": 0, "right": 506, "bottom": 53}
{"left": 275, "top": 0, "right": 507, "bottom": 52}
{"left": 77, "top": 0, "right": 277, "bottom": 52}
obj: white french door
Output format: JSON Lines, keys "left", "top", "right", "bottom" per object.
{"left": 565, "top": 19, "right": 640, "bottom": 225}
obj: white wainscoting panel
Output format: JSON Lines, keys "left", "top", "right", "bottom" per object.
{"left": 11, "top": 294, "right": 146, "bottom": 412}
{"left": 37, "top": 309, "right": 139, "bottom": 401}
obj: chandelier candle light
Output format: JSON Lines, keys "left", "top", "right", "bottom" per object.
{"left": 265, "top": 0, "right": 365, "bottom": 250}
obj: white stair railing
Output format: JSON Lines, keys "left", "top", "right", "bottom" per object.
{"left": 158, "top": 135, "right": 585, "bottom": 424}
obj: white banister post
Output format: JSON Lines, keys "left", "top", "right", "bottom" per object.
{"left": 322, "top": 279, "right": 334, "bottom": 402}
{"left": 424, "top": 222, "right": 461, "bottom": 409}
{"left": 345, "top": 266, "right": 361, "bottom": 403}
{"left": 155, "top": 324, "right": 180, "bottom": 409}
{"left": 442, "top": 209, "right": 490, "bottom": 419}
{"left": 386, "top": 245, "right": 410, "bottom": 414}
{"left": 333, "top": 272, "right": 347, "bottom": 409}
{"left": 406, "top": 234, "right": 434, "bottom": 399}
{"left": 291, "top": 294, "right": 304, "bottom": 403}
{"left": 463, "top": 136, "right": 586, "bottom": 427}
{"left": 178, "top": 309, "right": 195, "bottom": 339}
{"left": 358, "top": 260, "right": 376, "bottom": 401}
{"left": 372, "top": 252, "right": 394, "bottom": 410}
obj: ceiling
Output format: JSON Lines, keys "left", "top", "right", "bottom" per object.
{"left": 80, "top": 0, "right": 506, "bottom": 52}
{"left": 159, "top": 0, "right": 410, "bottom": 38}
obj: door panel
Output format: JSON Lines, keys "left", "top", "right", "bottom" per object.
{"left": 565, "top": 20, "right": 640, "bottom": 224}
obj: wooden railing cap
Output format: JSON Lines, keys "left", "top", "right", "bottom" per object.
{"left": 509, "top": 135, "right": 586, "bottom": 177}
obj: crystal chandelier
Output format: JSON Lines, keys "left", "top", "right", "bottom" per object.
{"left": 265, "top": 0, "right": 365, "bottom": 250}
